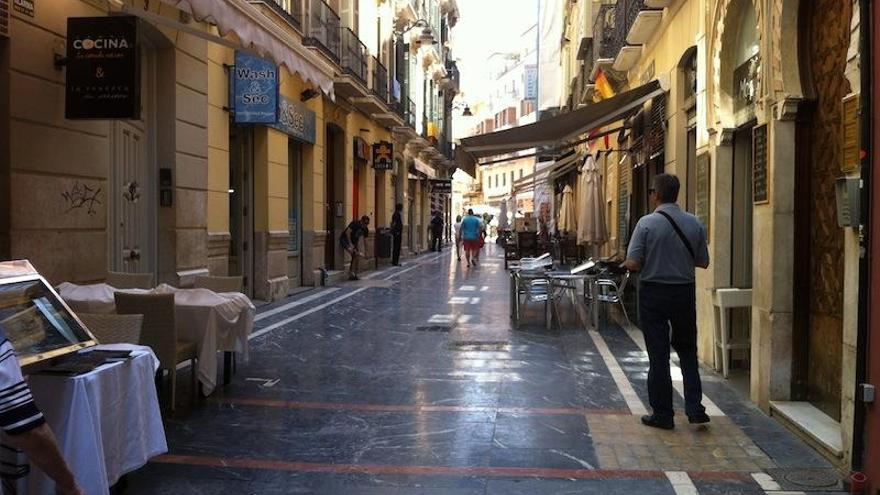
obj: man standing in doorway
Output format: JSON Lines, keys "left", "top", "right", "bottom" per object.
{"left": 460, "top": 209, "right": 483, "bottom": 267}
{"left": 391, "top": 203, "right": 404, "bottom": 266}
{"left": 624, "top": 174, "right": 711, "bottom": 430}
{"left": 340, "top": 215, "right": 370, "bottom": 281}
{"left": 430, "top": 210, "right": 444, "bottom": 252}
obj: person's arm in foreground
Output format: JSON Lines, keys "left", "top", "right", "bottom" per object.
{"left": 624, "top": 221, "right": 646, "bottom": 272}
{"left": 6, "top": 424, "right": 83, "bottom": 495}
{"left": 0, "top": 337, "right": 83, "bottom": 495}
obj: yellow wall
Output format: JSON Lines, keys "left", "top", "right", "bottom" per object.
{"left": 207, "top": 42, "right": 231, "bottom": 235}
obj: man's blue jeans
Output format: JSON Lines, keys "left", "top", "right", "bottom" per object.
{"left": 638, "top": 282, "right": 706, "bottom": 420}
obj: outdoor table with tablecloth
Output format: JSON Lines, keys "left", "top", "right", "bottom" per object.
{"left": 56, "top": 282, "right": 255, "bottom": 396}
{"left": 11, "top": 344, "right": 167, "bottom": 495}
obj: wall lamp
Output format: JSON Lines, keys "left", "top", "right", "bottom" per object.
{"left": 300, "top": 88, "right": 320, "bottom": 102}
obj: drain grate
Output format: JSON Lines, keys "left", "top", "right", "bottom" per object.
{"left": 766, "top": 468, "right": 842, "bottom": 491}
{"left": 416, "top": 325, "right": 454, "bottom": 332}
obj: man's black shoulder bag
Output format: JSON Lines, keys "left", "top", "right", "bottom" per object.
{"left": 656, "top": 210, "right": 696, "bottom": 261}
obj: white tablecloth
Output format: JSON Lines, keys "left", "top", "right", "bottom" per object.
{"left": 57, "top": 283, "right": 256, "bottom": 395}
{"left": 17, "top": 345, "right": 167, "bottom": 495}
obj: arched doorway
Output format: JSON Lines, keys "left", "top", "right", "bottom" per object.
{"left": 712, "top": 0, "right": 761, "bottom": 386}
{"left": 792, "top": 0, "right": 852, "bottom": 420}
{"left": 325, "top": 124, "right": 345, "bottom": 270}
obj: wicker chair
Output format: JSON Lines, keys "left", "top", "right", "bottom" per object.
{"left": 114, "top": 292, "right": 197, "bottom": 411}
{"left": 194, "top": 275, "right": 243, "bottom": 294}
{"left": 106, "top": 271, "right": 154, "bottom": 290}
{"left": 78, "top": 313, "right": 143, "bottom": 345}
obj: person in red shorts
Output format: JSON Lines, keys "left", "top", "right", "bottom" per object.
{"left": 459, "top": 209, "right": 484, "bottom": 267}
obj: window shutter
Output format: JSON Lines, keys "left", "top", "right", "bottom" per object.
{"left": 0, "top": 0, "right": 9, "bottom": 38}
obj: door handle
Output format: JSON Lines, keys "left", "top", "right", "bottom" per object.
{"left": 130, "top": 249, "right": 141, "bottom": 261}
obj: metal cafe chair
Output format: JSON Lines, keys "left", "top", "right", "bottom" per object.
{"left": 595, "top": 270, "right": 633, "bottom": 328}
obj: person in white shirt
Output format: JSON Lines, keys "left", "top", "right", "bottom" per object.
{"left": 453, "top": 215, "right": 463, "bottom": 261}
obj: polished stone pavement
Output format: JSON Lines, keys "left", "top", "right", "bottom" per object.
{"left": 126, "top": 246, "right": 846, "bottom": 494}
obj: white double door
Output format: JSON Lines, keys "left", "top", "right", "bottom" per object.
{"left": 110, "top": 120, "right": 154, "bottom": 275}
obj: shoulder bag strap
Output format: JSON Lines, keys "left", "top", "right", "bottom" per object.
{"left": 656, "top": 210, "right": 696, "bottom": 261}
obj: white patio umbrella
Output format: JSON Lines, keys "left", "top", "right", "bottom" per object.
{"left": 577, "top": 155, "right": 608, "bottom": 252}
{"left": 557, "top": 184, "right": 577, "bottom": 233}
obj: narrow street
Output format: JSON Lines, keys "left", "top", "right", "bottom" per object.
{"left": 127, "top": 247, "right": 844, "bottom": 494}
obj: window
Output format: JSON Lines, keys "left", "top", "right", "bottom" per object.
{"left": 510, "top": 170, "right": 514, "bottom": 185}
{"left": 519, "top": 169, "right": 523, "bottom": 179}
{"left": 503, "top": 174, "right": 506, "bottom": 187}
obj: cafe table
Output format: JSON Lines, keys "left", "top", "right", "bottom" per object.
{"left": 57, "top": 282, "right": 256, "bottom": 396}
{"left": 9, "top": 344, "right": 167, "bottom": 495}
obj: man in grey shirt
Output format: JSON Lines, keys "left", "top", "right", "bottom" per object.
{"left": 625, "top": 173, "right": 710, "bottom": 430}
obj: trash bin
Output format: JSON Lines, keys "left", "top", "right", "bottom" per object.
{"left": 376, "top": 228, "right": 392, "bottom": 258}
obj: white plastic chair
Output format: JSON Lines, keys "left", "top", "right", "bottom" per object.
{"left": 712, "top": 288, "right": 753, "bottom": 378}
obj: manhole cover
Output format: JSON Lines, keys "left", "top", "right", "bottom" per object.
{"left": 416, "top": 325, "right": 454, "bottom": 332}
{"left": 766, "top": 468, "right": 842, "bottom": 490}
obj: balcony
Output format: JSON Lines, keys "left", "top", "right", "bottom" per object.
{"left": 372, "top": 57, "right": 389, "bottom": 102}
{"left": 250, "top": 0, "right": 304, "bottom": 30}
{"left": 613, "top": 0, "right": 664, "bottom": 72}
{"left": 590, "top": 2, "right": 621, "bottom": 81}
{"left": 335, "top": 28, "right": 370, "bottom": 99}
{"left": 393, "top": 0, "right": 419, "bottom": 30}
{"left": 303, "top": 0, "right": 340, "bottom": 62}
{"left": 441, "top": 60, "right": 460, "bottom": 94}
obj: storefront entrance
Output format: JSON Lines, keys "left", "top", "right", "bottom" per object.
{"left": 288, "top": 140, "right": 304, "bottom": 288}
{"left": 790, "top": 0, "right": 851, "bottom": 420}
{"left": 325, "top": 124, "right": 345, "bottom": 270}
{"left": 109, "top": 44, "right": 159, "bottom": 276}
{"left": 229, "top": 127, "right": 254, "bottom": 297}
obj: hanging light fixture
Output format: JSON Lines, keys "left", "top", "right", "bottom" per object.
{"left": 462, "top": 106, "right": 473, "bottom": 117}
{"left": 418, "top": 26, "right": 436, "bottom": 45}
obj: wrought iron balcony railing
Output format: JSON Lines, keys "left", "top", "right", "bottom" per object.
{"left": 406, "top": 98, "right": 417, "bottom": 128}
{"left": 256, "top": 0, "right": 304, "bottom": 29}
{"left": 621, "top": 0, "right": 647, "bottom": 44}
{"left": 340, "top": 27, "right": 368, "bottom": 85}
{"left": 372, "top": 57, "right": 389, "bottom": 102}
{"left": 304, "top": 0, "right": 341, "bottom": 62}
{"left": 592, "top": 2, "right": 622, "bottom": 69}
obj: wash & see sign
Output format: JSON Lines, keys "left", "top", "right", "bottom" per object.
{"left": 233, "top": 51, "right": 278, "bottom": 124}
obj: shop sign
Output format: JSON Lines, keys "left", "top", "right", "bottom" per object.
{"left": 752, "top": 124, "right": 768, "bottom": 204}
{"left": 232, "top": 51, "right": 278, "bottom": 124}
{"left": 431, "top": 179, "right": 452, "bottom": 194}
{"left": 13, "top": 0, "right": 34, "bottom": 17}
{"left": 271, "top": 96, "right": 316, "bottom": 143}
{"left": 695, "top": 152, "right": 711, "bottom": 235}
{"left": 841, "top": 94, "right": 860, "bottom": 173}
{"left": 353, "top": 137, "right": 370, "bottom": 162}
{"left": 372, "top": 141, "right": 393, "bottom": 170}
{"left": 524, "top": 64, "right": 538, "bottom": 100}
{"left": 65, "top": 16, "right": 139, "bottom": 120}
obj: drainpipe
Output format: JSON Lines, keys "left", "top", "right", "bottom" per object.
{"left": 852, "top": 0, "right": 872, "bottom": 477}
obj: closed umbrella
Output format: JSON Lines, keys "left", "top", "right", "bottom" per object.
{"left": 498, "top": 198, "right": 509, "bottom": 230}
{"left": 557, "top": 184, "right": 577, "bottom": 233}
{"left": 577, "top": 155, "right": 608, "bottom": 252}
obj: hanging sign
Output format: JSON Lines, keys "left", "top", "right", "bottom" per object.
{"left": 753, "top": 124, "right": 769, "bottom": 204}
{"left": 65, "top": 16, "right": 139, "bottom": 120}
{"left": 431, "top": 179, "right": 452, "bottom": 194}
{"left": 695, "top": 152, "right": 711, "bottom": 235}
{"left": 13, "top": 0, "right": 34, "bottom": 17}
{"left": 232, "top": 51, "right": 278, "bottom": 124}
{"left": 353, "top": 137, "right": 370, "bottom": 162}
{"left": 271, "top": 96, "right": 316, "bottom": 143}
{"left": 372, "top": 141, "right": 393, "bottom": 170}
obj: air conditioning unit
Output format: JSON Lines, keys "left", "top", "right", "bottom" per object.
{"left": 0, "top": 0, "right": 9, "bottom": 38}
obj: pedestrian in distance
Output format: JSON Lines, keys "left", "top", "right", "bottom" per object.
{"left": 460, "top": 209, "right": 483, "bottom": 267}
{"left": 453, "top": 215, "right": 463, "bottom": 261}
{"left": 340, "top": 215, "right": 370, "bottom": 281}
{"left": 430, "top": 210, "right": 444, "bottom": 252}
{"left": 624, "top": 174, "right": 711, "bottom": 430}
{"left": 391, "top": 203, "right": 404, "bottom": 266}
